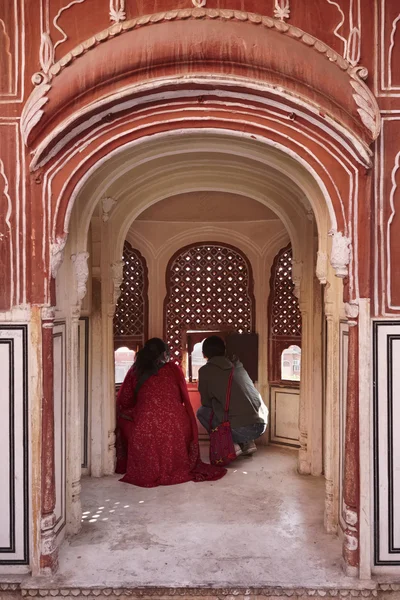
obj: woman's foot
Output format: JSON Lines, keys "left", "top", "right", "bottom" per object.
{"left": 240, "top": 441, "right": 257, "bottom": 456}
{"left": 234, "top": 443, "right": 243, "bottom": 457}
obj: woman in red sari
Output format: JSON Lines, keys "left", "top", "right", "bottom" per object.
{"left": 115, "top": 338, "right": 227, "bottom": 487}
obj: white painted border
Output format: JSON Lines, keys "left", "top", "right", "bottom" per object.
{"left": 0, "top": 0, "right": 25, "bottom": 104}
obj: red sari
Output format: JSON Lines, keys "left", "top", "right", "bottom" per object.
{"left": 115, "top": 361, "right": 227, "bottom": 487}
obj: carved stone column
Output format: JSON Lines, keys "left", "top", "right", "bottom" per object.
{"left": 323, "top": 280, "right": 340, "bottom": 534}
{"left": 67, "top": 252, "right": 89, "bottom": 534}
{"left": 90, "top": 277, "right": 104, "bottom": 477}
{"left": 102, "top": 260, "right": 124, "bottom": 475}
{"left": 297, "top": 296, "right": 310, "bottom": 475}
{"left": 342, "top": 303, "right": 360, "bottom": 575}
{"left": 40, "top": 306, "right": 58, "bottom": 573}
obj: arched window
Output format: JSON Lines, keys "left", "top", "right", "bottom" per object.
{"left": 164, "top": 242, "right": 255, "bottom": 364}
{"left": 268, "top": 245, "right": 302, "bottom": 384}
{"left": 113, "top": 241, "right": 148, "bottom": 352}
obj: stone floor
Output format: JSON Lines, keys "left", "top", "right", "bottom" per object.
{"left": 45, "top": 446, "right": 361, "bottom": 589}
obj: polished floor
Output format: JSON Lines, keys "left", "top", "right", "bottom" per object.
{"left": 53, "top": 446, "right": 357, "bottom": 588}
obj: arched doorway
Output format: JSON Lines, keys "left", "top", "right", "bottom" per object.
{"left": 22, "top": 10, "right": 379, "bottom": 579}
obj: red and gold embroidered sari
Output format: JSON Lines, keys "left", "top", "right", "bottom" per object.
{"left": 115, "top": 361, "right": 226, "bottom": 487}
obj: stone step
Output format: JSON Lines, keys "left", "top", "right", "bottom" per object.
{"left": 2, "top": 584, "right": 400, "bottom": 600}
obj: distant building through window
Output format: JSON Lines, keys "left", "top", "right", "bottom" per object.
{"left": 281, "top": 344, "right": 301, "bottom": 381}
{"left": 190, "top": 340, "right": 208, "bottom": 381}
{"left": 114, "top": 347, "right": 136, "bottom": 384}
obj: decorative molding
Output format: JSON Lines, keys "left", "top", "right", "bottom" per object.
{"left": 347, "top": 27, "right": 361, "bottom": 67}
{"left": 102, "top": 196, "right": 117, "bottom": 222}
{"left": 17, "top": 584, "right": 400, "bottom": 597}
{"left": 0, "top": 158, "right": 14, "bottom": 306}
{"left": 327, "top": 0, "right": 361, "bottom": 67}
{"left": 110, "top": 0, "right": 126, "bottom": 23}
{"left": 274, "top": 0, "right": 290, "bottom": 21}
{"left": 387, "top": 151, "right": 400, "bottom": 309}
{"left": 50, "top": 236, "right": 67, "bottom": 279}
{"left": 22, "top": 8, "right": 380, "bottom": 146}
{"left": 330, "top": 231, "right": 351, "bottom": 278}
{"left": 20, "top": 81, "right": 51, "bottom": 144}
{"left": 0, "top": 0, "right": 25, "bottom": 103}
{"left": 71, "top": 251, "right": 89, "bottom": 303}
{"left": 54, "top": 0, "right": 86, "bottom": 53}
{"left": 388, "top": 14, "right": 400, "bottom": 89}
{"left": 350, "top": 68, "right": 381, "bottom": 139}
{"left": 327, "top": 1, "right": 347, "bottom": 57}
{"left": 192, "top": 0, "right": 206, "bottom": 6}
{"left": 40, "top": 10, "right": 369, "bottom": 86}
{"left": 39, "top": 33, "right": 55, "bottom": 76}
{"left": 315, "top": 250, "right": 328, "bottom": 284}
{"left": 0, "top": 18, "right": 13, "bottom": 95}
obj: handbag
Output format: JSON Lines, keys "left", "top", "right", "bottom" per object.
{"left": 209, "top": 367, "right": 237, "bottom": 466}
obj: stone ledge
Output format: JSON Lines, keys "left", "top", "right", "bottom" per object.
{"left": 5, "top": 585, "right": 400, "bottom": 599}
{"left": 1, "top": 581, "right": 400, "bottom": 600}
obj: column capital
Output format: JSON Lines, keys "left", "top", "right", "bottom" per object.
{"left": 316, "top": 250, "right": 328, "bottom": 285}
{"left": 345, "top": 301, "right": 359, "bottom": 326}
{"left": 111, "top": 259, "right": 124, "bottom": 307}
{"left": 329, "top": 230, "right": 351, "bottom": 278}
{"left": 71, "top": 251, "right": 90, "bottom": 303}
{"left": 41, "top": 306, "right": 56, "bottom": 322}
{"left": 50, "top": 236, "right": 67, "bottom": 280}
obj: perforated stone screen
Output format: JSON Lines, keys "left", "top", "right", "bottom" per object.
{"left": 164, "top": 243, "right": 255, "bottom": 363}
{"left": 270, "top": 246, "right": 301, "bottom": 338}
{"left": 268, "top": 245, "right": 302, "bottom": 383}
{"left": 113, "top": 242, "right": 148, "bottom": 347}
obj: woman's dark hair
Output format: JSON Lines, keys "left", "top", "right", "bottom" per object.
{"left": 135, "top": 338, "right": 170, "bottom": 378}
{"left": 202, "top": 335, "right": 226, "bottom": 359}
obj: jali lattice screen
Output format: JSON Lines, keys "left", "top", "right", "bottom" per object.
{"left": 113, "top": 242, "right": 148, "bottom": 350}
{"left": 164, "top": 243, "right": 255, "bottom": 363}
{"left": 268, "top": 244, "right": 301, "bottom": 382}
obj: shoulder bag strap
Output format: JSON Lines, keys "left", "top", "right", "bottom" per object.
{"left": 223, "top": 367, "right": 235, "bottom": 421}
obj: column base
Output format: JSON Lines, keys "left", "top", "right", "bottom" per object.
{"left": 40, "top": 513, "right": 59, "bottom": 575}
{"left": 341, "top": 557, "right": 358, "bottom": 577}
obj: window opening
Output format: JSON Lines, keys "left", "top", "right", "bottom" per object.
{"left": 113, "top": 241, "right": 148, "bottom": 351}
{"left": 164, "top": 243, "right": 255, "bottom": 365}
{"left": 190, "top": 340, "right": 208, "bottom": 381}
{"left": 281, "top": 344, "right": 301, "bottom": 381}
{"left": 114, "top": 347, "right": 136, "bottom": 385}
{"left": 268, "top": 245, "right": 302, "bottom": 384}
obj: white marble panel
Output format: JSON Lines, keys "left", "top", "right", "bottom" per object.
{"left": 0, "top": 326, "right": 29, "bottom": 565}
{"left": 270, "top": 386, "right": 300, "bottom": 447}
{"left": 78, "top": 318, "right": 90, "bottom": 472}
{"left": 339, "top": 321, "right": 349, "bottom": 531}
{"left": 373, "top": 321, "right": 400, "bottom": 565}
{"left": 53, "top": 322, "right": 66, "bottom": 537}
